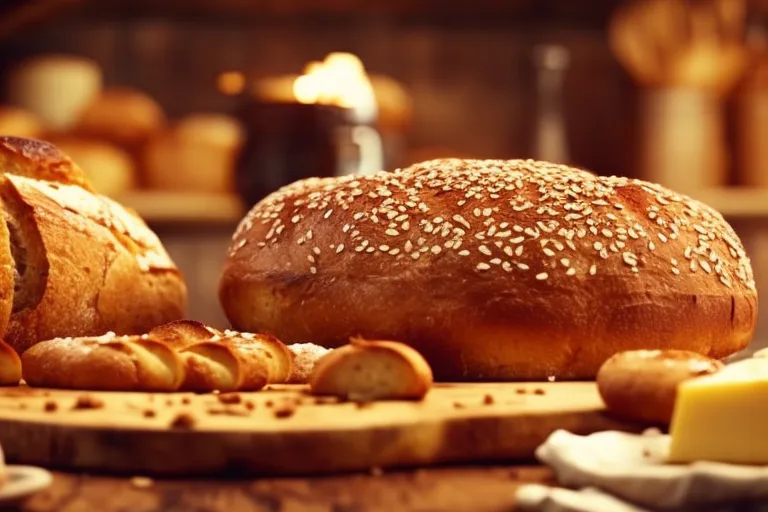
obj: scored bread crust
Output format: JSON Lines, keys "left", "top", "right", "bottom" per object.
{"left": 0, "top": 137, "right": 187, "bottom": 353}
{"left": 220, "top": 159, "right": 758, "bottom": 381}
{"left": 21, "top": 333, "right": 186, "bottom": 391}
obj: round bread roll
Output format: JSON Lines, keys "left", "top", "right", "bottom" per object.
{"left": 143, "top": 113, "right": 243, "bottom": 193}
{"left": 45, "top": 136, "right": 136, "bottom": 197}
{"left": 596, "top": 349, "right": 723, "bottom": 424}
{"left": 0, "top": 136, "right": 187, "bottom": 354}
{"left": 74, "top": 87, "right": 165, "bottom": 152}
{"left": 219, "top": 159, "right": 758, "bottom": 381}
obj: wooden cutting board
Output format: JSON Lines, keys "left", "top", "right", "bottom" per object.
{"left": 0, "top": 382, "right": 644, "bottom": 477}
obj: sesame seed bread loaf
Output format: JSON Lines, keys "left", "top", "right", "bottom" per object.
{"left": 219, "top": 159, "right": 758, "bottom": 381}
{"left": 0, "top": 136, "right": 187, "bottom": 354}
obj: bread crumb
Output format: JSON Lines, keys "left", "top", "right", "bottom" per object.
{"left": 181, "top": 397, "right": 191, "bottom": 405}
{"left": 131, "top": 476, "right": 153, "bottom": 489}
{"left": 483, "top": 394, "right": 494, "bottom": 405}
{"left": 354, "top": 400, "right": 373, "bottom": 409}
{"left": 43, "top": 400, "right": 57, "bottom": 412}
{"left": 265, "top": 400, "right": 274, "bottom": 408}
{"left": 273, "top": 406, "right": 295, "bottom": 418}
{"left": 207, "top": 408, "right": 250, "bottom": 417}
{"left": 143, "top": 409, "right": 156, "bottom": 418}
{"left": 73, "top": 395, "right": 104, "bottom": 410}
{"left": 165, "top": 399, "right": 173, "bottom": 406}
{"left": 170, "top": 412, "right": 196, "bottom": 429}
{"left": 217, "top": 393, "right": 242, "bottom": 405}
{"left": 515, "top": 388, "right": 527, "bottom": 395}
{"left": 533, "top": 388, "right": 545, "bottom": 395}
{"left": 244, "top": 400, "right": 255, "bottom": 410}
{"left": 453, "top": 402, "right": 465, "bottom": 409}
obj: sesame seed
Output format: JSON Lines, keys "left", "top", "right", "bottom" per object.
{"left": 385, "top": 229, "right": 399, "bottom": 236}
{"left": 479, "top": 245, "right": 492, "bottom": 256}
{"left": 476, "top": 262, "right": 490, "bottom": 271}
{"left": 589, "top": 264, "right": 597, "bottom": 275}
{"left": 535, "top": 272, "right": 548, "bottom": 280}
{"left": 458, "top": 250, "right": 470, "bottom": 256}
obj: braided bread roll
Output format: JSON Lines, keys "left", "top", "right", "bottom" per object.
{"left": 21, "top": 332, "right": 185, "bottom": 391}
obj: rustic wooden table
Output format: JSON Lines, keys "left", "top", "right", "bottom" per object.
{"left": 20, "top": 466, "right": 554, "bottom": 512}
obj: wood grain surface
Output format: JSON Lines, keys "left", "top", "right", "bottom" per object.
{"left": 21, "top": 465, "right": 556, "bottom": 512}
{"left": 0, "top": 383, "right": 642, "bottom": 477}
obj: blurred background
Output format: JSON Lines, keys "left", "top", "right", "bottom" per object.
{"left": 0, "top": 0, "right": 767, "bottom": 351}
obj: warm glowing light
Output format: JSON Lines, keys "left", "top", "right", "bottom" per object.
{"left": 291, "top": 52, "right": 377, "bottom": 123}
{"left": 216, "top": 71, "right": 245, "bottom": 95}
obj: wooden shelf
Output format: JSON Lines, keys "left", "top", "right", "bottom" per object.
{"left": 115, "top": 191, "right": 246, "bottom": 226}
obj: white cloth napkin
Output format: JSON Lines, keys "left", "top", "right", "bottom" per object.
{"left": 515, "top": 429, "right": 768, "bottom": 512}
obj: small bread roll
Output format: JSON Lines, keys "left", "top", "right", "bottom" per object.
{"left": 21, "top": 333, "right": 185, "bottom": 392}
{"left": 74, "top": 87, "right": 165, "bottom": 150}
{"left": 45, "top": 136, "right": 136, "bottom": 197}
{"left": 143, "top": 113, "right": 243, "bottom": 193}
{"left": 0, "top": 340, "right": 21, "bottom": 386}
{"left": 6, "top": 55, "right": 102, "bottom": 131}
{"left": 309, "top": 337, "right": 433, "bottom": 401}
{"left": 597, "top": 349, "right": 724, "bottom": 424}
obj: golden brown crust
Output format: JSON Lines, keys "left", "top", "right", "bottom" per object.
{"left": 220, "top": 159, "right": 758, "bottom": 381}
{"left": 0, "top": 339, "right": 21, "bottom": 386}
{"left": 2, "top": 174, "right": 187, "bottom": 353}
{"left": 21, "top": 333, "right": 185, "bottom": 392}
{"left": 309, "top": 338, "right": 434, "bottom": 401}
{"left": 148, "top": 320, "right": 292, "bottom": 388}
{"left": 177, "top": 341, "right": 268, "bottom": 392}
{"left": 0, "top": 136, "right": 93, "bottom": 191}
{"left": 596, "top": 349, "right": 723, "bottom": 424}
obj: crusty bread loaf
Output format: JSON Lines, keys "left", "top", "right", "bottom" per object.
{"left": 21, "top": 333, "right": 185, "bottom": 391}
{"left": 309, "top": 337, "right": 433, "bottom": 401}
{"left": 220, "top": 159, "right": 758, "bottom": 381}
{"left": 596, "top": 349, "right": 723, "bottom": 424}
{"left": 0, "top": 136, "right": 187, "bottom": 353}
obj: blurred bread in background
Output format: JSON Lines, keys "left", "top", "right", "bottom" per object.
{"left": 0, "top": 106, "right": 44, "bottom": 139}
{"left": 144, "top": 113, "right": 244, "bottom": 194}
{"left": 6, "top": 54, "right": 102, "bottom": 131}
{"left": 74, "top": 86, "right": 166, "bottom": 153}
{"left": 46, "top": 135, "right": 136, "bottom": 197}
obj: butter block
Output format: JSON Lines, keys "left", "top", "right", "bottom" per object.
{"left": 668, "top": 358, "right": 768, "bottom": 464}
